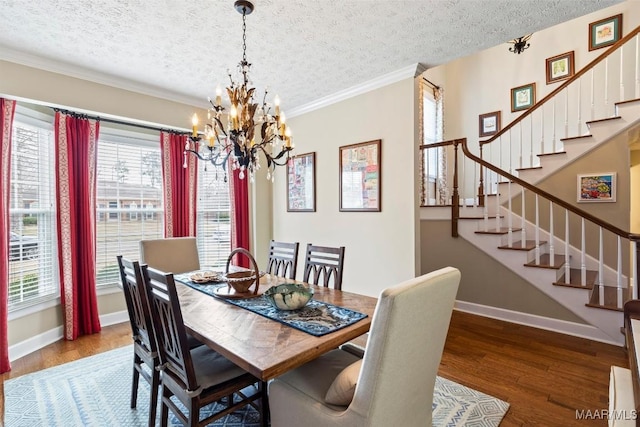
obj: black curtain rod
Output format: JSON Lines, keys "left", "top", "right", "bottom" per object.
{"left": 52, "top": 107, "right": 189, "bottom": 135}
{"left": 422, "top": 77, "right": 440, "bottom": 90}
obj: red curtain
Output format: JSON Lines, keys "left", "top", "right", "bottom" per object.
{"left": 0, "top": 98, "right": 16, "bottom": 373}
{"left": 160, "top": 132, "right": 197, "bottom": 237}
{"left": 55, "top": 112, "right": 101, "bottom": 340}
{"left": 230, "top": 168, "right": 250, "bottom": 267}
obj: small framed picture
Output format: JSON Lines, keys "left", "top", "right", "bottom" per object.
{"left": 589, "top": 14, "right": 622, "bottom": 51}
{"left": 546, "top": 51, "right": 575, "bottom": 84}
{"left": 479, "top": 111, "right": 501, "bottom": 137}
{"left": 511, "top": 83, "right": 536, "bottom": 112}
{"left": 287, "top": 152, "right": 316, "bottom": 212}
{"left": 577, "top": 173, "right": 616, "bottom": 203}
{"left": 339, "top": 139, "right": 381, "bottom": 212}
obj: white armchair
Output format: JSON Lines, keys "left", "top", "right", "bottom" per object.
{"left": 139, "top": 237, "right": 200, "bottom": 274}
{"left": 268, "top": 266, "right": 461, "bottom": 427}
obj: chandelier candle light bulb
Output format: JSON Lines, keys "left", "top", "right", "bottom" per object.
{"left": 183, "top": 0, "right": 294, "bottom": 182}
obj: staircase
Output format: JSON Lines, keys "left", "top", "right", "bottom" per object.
{"left": 420, "top": 26, "right": 640, "bottom": 346}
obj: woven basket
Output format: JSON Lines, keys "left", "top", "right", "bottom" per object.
{"left": 224, "top": 248, "right": 260, "bottom": 295}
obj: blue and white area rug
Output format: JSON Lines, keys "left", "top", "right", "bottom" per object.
{"left": 4, "top": 346, "right": 509, "bottom": 426}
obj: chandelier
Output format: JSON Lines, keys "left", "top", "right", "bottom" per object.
{"left": 508, "top": 34, "right": 532, "bottom": 54}
{"left": 184, "top": 0, "right": 293, "bottom": 182}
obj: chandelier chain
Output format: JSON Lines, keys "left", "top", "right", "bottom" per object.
{"left": 242, "top": 9, "right": 247, "bottom": 64}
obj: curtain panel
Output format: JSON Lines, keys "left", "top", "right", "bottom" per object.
{"left": 229, "top": 168, "right": 250, "bottom": 267}
{"left": 55, "top": 112, "right": 101, "bottom": 340}
{"left": 0, "top": 98, "right": 16, "bottom": 373}
{"left": 160, "top": 132, "right": 197, "bottom": 237}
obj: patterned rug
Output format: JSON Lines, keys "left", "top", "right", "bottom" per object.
{"left": 4, "top": 346, "right": 509, "bottom": 426}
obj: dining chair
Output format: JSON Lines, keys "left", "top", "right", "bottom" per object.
{"left": 116, "top": 255, "right": 161, "bottom": 427}
{"left": 266, "top": 240, "right": 300, "bottom": 279}
{"left": 302, "top": 243, "right": 345, "bottom": 290}
{"left": 268, "top": 266, "right": 461, "bottom": 427}
{"left": 139, "top": 237, "right": 200, "bottom": 274}
{"left": 140, "top": 264, "right": 266, "bottom": 427}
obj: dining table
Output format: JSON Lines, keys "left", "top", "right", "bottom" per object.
{"left": 175, "top": 272, "right": 378, "bottom": 382}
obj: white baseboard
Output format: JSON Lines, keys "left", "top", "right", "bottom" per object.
{"left": 454, "top": 300, "right": 624, "bottom": 347}
{"left": 8, "top": 310, "right": 129, "bottom": 362}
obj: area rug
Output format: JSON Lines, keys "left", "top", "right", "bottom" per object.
{"left": 4, "top": 346, "right": 509, "bottom": 426}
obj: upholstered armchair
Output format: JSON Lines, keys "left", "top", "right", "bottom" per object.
{"left": 139, "top": 237, "right": 200, "bottom": 274}
{"left": 268, "top": 266, "right": 461, "bottom": 427}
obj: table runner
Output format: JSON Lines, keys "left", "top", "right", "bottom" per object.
{"left": 174, "top": 273, "right": 367, "bottom": 337}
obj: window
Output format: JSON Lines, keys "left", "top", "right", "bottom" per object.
{"left": 96, "top": 126, "right": 163, "bottom": 287}
{"left": 8, "top": 104, "right": 58, "bottom": 309}
{"left": 421, "top": 82, "right": 445, "bottom": 205}
{"left": 196, "top": 166, "right": 231, "bottom": 269}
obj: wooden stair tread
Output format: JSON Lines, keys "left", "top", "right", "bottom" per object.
{"left": 475, "top": 227, "right": 522, "bottom": 235}
{"left": 537, "top": 151, "right": 566, "bottom": 157}
{"left": 586, "top": 284, "right": 626, "bottom": 312}
{"left": 553, "top": 268, "right": 597, "bottom": 289}
{"left": 560, "top": 135, "right": 593, "bottom": 142}
{"left": 459, "top": 215, "right": 503, "bottom": 220}
{"left": 498, "top": 240, "right": 546, "bottom": 251}
{"left": 586, "top": 116, "right": 621, "bottom": 125}
{"left": 523, "top": 253, "right": 567, "bottom": 269}
{"left": 515, "top": 166, "right": 543, "bottom": 172}
{"left": 615, "top": 97, "right": 640, "bottom": 106}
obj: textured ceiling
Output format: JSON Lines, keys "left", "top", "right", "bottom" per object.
{"left": 0, "top": 0, "right": 623, "bottom": 114}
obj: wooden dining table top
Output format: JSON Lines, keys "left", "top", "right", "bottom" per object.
{"left": 176, "top": 273, "right": 377, "bottom": 381}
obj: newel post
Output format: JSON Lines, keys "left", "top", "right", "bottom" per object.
{"left": 451, "top": 140, "right": 460, "bottom": 237}
{"left": 478, "top": 143, "right": 485, "bottom": 207}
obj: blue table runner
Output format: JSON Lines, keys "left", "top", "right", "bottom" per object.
{"left": 174, "top": 273, "right": 367, "bottom": 337}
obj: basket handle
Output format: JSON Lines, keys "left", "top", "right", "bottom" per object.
{"left": 225, "top": 247, "right": 260, "bottom": 295}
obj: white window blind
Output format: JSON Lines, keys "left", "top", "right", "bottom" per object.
{"left": 196, "top": 166, "right": 231, "bottom": 269}
{"left": 96, "top": 127, "right": 163, "bottom": 286}
{"left": 8, "top": 106, "right": 58, "bottom": 309}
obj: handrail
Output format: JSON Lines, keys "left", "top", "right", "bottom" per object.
{"left": 481, "top": 24, "right": 640, "bottom": 147}
{"left": 421, "top": 138, "right": 640, "bottom": 242}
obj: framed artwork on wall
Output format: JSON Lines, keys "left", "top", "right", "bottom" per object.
{"left": 286, "top": 152, "right": 316, "bottom": 212}
{"left": 545, "top": 51, "right": 575, "bottom": 84}
{"left": 339, "top": 139, "right": 381, "bottom": 212}
{"left": 577, "top": 172, "right": 616, "bottom": 203}
{"left": 589, "top": 14, "right": 622, "bottom": 51}
{"left": 479, "top": 111, "right": 501, "bottom": 137}
{"left": 511, "top": 82, "right": 536, "bottom": 112}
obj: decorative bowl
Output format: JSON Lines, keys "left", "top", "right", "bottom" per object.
{"left": 264, "top": 283, "right": 314, "bottom": 310}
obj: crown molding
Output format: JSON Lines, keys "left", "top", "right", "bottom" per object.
{"left": 0, "top": 45, "right": 207, "bottom": 108}
{"left": 287, "top": 63, "right": 421, "bottom": 118}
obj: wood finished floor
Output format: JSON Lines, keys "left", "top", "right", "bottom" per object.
{"left": 0, "top": 310, "right": 629, "bottom": 426}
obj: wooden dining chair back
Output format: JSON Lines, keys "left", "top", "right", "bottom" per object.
{"left": 267, "top": 240, "right": 300, "bottom": 279}
{"left": 116, "top": 255, "right": 160, "bottom": 427}
{"left": 302, "top": 243, "right": 345, "bottom": 290}
{"left": 139, "top": 237, "right": 200, "bottom": 274}
{"left": 140, "top": 265, "right": 265, "bottom": 427}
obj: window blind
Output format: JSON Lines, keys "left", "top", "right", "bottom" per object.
{"left": 196, "top": 165, "right": 231, "bottom": 269}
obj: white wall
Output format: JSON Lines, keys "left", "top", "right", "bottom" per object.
{"left": 272, "top": 78, "right": 420, "bottom": 297}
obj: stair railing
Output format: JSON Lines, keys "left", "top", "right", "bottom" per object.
{"left": 480, "top": 25, "right": 640, "bottom": 180}
{"left": 423, "top": 138, "right": 640, "bottom": 307}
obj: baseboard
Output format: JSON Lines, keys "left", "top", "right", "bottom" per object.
{"left": 8, "top": 310, "right": 129, "bottom": 362}
{"left": 454, "top": 300, "right": 623, "bottom": 347}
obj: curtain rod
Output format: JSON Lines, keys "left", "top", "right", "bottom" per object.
{"left": 52, "top": 107, "right": 189, "bottom": 135}
{"left": 422, "top": 77, "right": 440, "bottom": 90}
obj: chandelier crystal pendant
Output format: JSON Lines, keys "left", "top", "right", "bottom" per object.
{"left": 184, "top": 0, "right": 293, "bottom": 182}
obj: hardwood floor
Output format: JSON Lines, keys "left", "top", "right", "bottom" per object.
{"left": 0, "top": 310, "right": 628, "bottom": 426}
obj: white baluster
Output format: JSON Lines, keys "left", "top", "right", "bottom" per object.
{"left": 564, "top": 88, "right": 569, "bottom": 139}
{"left": 483, "top": 163, "right": 489, "bottom": 231}
{"left": 426, "top": 149, "right": 431, "bottom": 204}
{"left": 530, "top": 114, "right": 534, "bottom": 167}
{"left": 517, "top": 125, "right": 521, "bottom": 171}
{"left": 617, "top": 236, "right": 623, "bottom": 308}
{"left": 540, "top": 106, "right": 545, "bottom": 155}
{"left": 552, "top": 97, "right": 557, "bottom": 153}
{"left": 591, "top": 69, "right": 595, "bottom": 121}
{"left": 495, "top": 174, "right": 501, "bottom": 231}
{"left": 598, "top": 227, "right": 604, "bottom": 288}
{"left": 636, "top": 34, "right": 640, "bottom": 99}
{"left": 577, "top": 78, "right": 582, "bottom": 136}
{"left": 535, "top": 195, "right": 540, "bottom": 264}
{"left": 473, "top": 162, "right": 478, "bottom": 208}
{"left": 549, "top": 202, "right": 555, "bottom": 261}
{"left": 581, "top": 219, "right": 586, "bottom": 286}
{"left": 460, "top": 150, "right": 466, "bottom": 207}
{"left": 605, "top": 57, "right": 610, "bottom": 116}
{"left": 620, "top": 47, "right": 625, "bottom": 102}
{"left": 521, "top": 188, "right": 526, "bottom": 246}
{"left": 633, "top": 240, "right": 638, "bottom": 300}
{"left": 564, "top": 210, "right": 570, "bottom": 285}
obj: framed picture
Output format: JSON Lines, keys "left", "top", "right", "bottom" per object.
{"left": 286, "top": 152, "right": 316, "bottom": 212}
{"left": 577, "top": 172, "right": 616, "bottom": 203}
{"left": 511, "top": 83, "right": 536, "bottom": 112}
{"left": 546, "top": 51, "right": 575, "bottom": 84}
{"left": 589, "top": 14, "right": 622, "bottom": 51}
{"left": 339, "top": 139, "right": 381, "bottom": 212}
{"left": 479, "top": 111, "right": 501, "bottom": 137}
